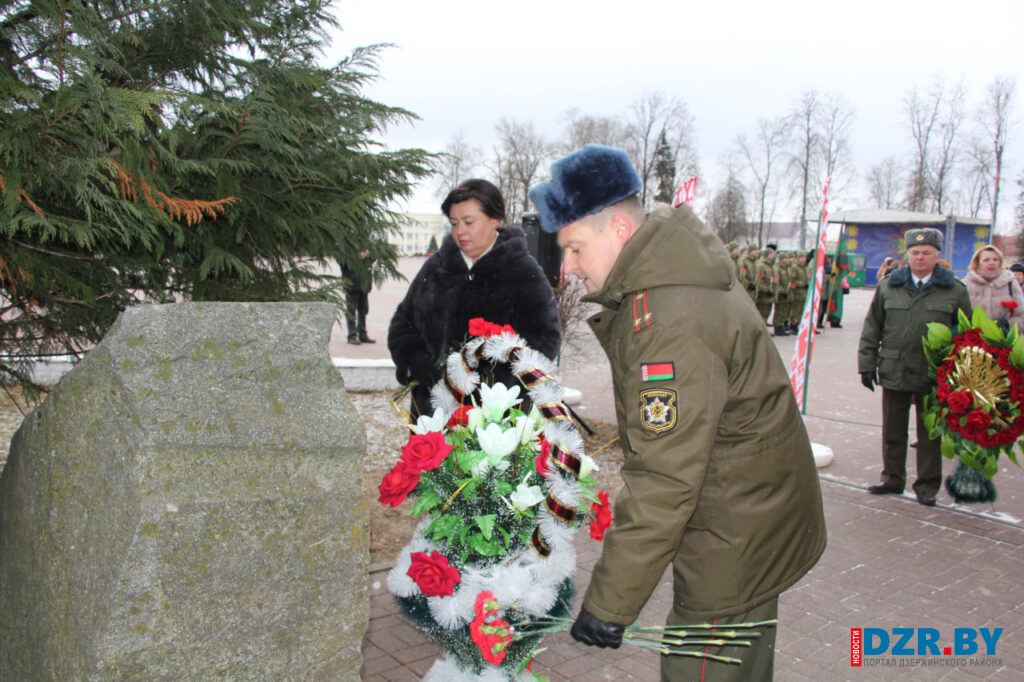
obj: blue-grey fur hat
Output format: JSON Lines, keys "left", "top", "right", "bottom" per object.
{"left": 904, "top": 228, "right": 943, "bottom": 250}
{"left": 528, "top": 145, "right": 642, "bottom": 233}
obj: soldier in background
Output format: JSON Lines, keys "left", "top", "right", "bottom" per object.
{"left": 738, "top": 244, "right": 760, "bottom": 301}
{"left": 755, "top": 245, "right": 778, "bottom": 327}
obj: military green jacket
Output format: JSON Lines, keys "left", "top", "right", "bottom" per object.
{"left": 858, "top": 265, "right": 972, "bottom": 393}
{"left": 581, "top": 204, "right": 827, "bottom": 622}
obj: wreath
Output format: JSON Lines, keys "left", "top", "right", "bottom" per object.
{"left": 923, "top": 307, "right": 1024, "bottom": 501}
{"left": 379, "top": 319, "right": 609, "bottom": 680}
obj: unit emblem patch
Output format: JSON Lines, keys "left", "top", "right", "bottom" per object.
{"left": 639, "top": 388, "right": 678, "bottom": 433}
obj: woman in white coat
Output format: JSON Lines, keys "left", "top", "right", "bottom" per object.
{"left": 964, "top": 245, "right": 1024, "bottom": 333}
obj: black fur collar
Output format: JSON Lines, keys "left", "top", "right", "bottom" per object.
{"left": 888, "top": 264, "right": 958, "bottom": 289}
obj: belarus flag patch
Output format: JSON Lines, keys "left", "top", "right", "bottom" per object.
{"left": 641, "top": 361, "right": 674, "bottom": 382}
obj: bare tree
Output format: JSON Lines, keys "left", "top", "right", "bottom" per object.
{"left": 817, "top": 92, "right": 856, "bottom": 206}
{"left": 624, "top": 92, "right": 698, "bottom": 208}
{"left": 490, "top": 119, "right": 550, "bottom": 224}
{"left": 706, "top": 161, "right": 750, "bottom": 244}
{"left": 866, "top": 157, "right": 904, "bottom": 209}
{"left": 903, "top": 79, "right": 943, "bottom": 211}
{"left": 558, "top": 109, "right": 630, "bottom": 154}
{"left": 976, "top": 75, "right": 1016, "bottom": 229}
{"left": 785, "top": 90, "right": 821, "bottom": 249}
{"left": 737, "top": 117, "right": 788, "bottom": 246}
{"left": 956, "top": 136, "right": 995, "bottom": 217}
{"left": 929, "top": 79, "right": 966, "bottom": 214}
{"left": 431, "top": 131, "right": 482, "bottom": 197}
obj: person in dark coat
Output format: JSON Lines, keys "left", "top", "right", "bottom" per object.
{"left": 342, "top": 245, "right": 374, "bottom": 344}
{"left": 858, "top": 228, "right": 972, "bottom": 506}
{"left": 387, "top": 179, "right": 562, "bottom": 419}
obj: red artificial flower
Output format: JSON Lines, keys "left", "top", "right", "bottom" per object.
{"left": 935, "top": 365, "right": 949, "bottom": 384}
{"left": 589, "top": 490, "right": 613, "bottom": 542}
{"left": 965, "top": 409, "right": 991, "bottom": 434}
{"left": 474, "top": 590, "right": 500, "bottom": 617}
{"left": 534, "top": 436, "right": 551, "bottom": 477}
{"left": 946, "top": 415, "right": 962, "bottom": 432}
{"left": 946, "top": 390, "right": 972, "bottom": 415}
{"left": 953, "top": 328, "right": 984, "bottom": 350}
{"left": 468, "top": 317, "right": 516, "bottom": 338}
{"left": 446, "top": 405, "right": 473, "bottom": 428}
{"left": 936, "top": 382, "right": 951, "bottom": 401}
{"left": 400, "top": 431, "right": 453, "bottom": 473}
{"left": 377, "top": 462, "right": 420, "bottom": 507}
{"left": 470, "top": 612, "right": 513, "bottom": 665}
{"left": 1001, "top": 300, "right": 1019, "bottom": 313}
{"left": 407, "top": 550, "right": 462, "bottom": 598}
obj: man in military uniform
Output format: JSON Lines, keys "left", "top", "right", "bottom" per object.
{"left": 725, "top": 241, "right": 741, "bottom": 279}
{"left": 858, "top": 228, "right": 972, "bottom": 506}
{"left": 529, "top": 145, "right": 827, "bottom": 681}
{"left": 773, "top": 251, "right": 794, "bottom": 335}
{"left": 788, "top": 250, "right": 810, "bottom": 333}
{"left": 738, "top": 244, "right": 759, "bottom": 301}
{"left": 755, "top": 245, "right": 778, "bottom": 326}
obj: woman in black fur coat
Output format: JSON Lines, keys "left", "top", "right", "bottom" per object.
{"left": 388, "top": 179, "right": 562, "bottom": 419}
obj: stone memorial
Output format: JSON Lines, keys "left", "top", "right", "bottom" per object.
{"left": 0, "top": 302, "right": 368, "bottom": 680}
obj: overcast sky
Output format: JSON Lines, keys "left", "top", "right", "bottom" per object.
{"left": 324, "top": 0, "right": 1022, "bottom": 232}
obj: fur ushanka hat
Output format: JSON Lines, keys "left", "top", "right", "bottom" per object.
{"left": 529, "top": 145, "right": 642, "bottom": 233}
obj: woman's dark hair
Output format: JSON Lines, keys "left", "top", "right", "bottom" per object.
{"left": 441, "top": 179, "right": 506, "bottom": 223}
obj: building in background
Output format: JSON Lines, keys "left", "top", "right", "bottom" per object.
{"left": 390, "top": 213, "right": 447, "bottom": 256}
{"left": 828, "top": 209, "right": 992, "bottom": 286}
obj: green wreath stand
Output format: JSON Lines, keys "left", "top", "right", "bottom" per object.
{"left": 944, "top": 457, "right": 997, "bottom": 504}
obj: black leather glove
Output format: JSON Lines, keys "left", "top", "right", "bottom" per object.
{"left": 860, "top": 371, "right": 877, "bottom": 392}
{"left": 570, "top": 608, "right": 624, "bottom": 649}
{"left": 747, "top": 284, "right": 756, "bottom": 291}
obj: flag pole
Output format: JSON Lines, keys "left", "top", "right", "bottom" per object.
{"left": 788, "top": 178, "right": 831, "bottom": 413}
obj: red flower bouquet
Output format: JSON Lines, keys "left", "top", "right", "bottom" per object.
{"left": 923, "top": 307, "right": 1024, "bottom": 487}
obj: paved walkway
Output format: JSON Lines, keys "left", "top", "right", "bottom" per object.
{"left": 347, "top": 261, "right": 1024, "bottom": 680}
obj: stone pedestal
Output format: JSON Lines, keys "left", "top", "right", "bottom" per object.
{"left": 0, "top": 302, "right": 368, "bottom": 680}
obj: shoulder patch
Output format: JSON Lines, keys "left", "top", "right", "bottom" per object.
{"left": 639, "top": 388, "right": 678, "bottom": 434}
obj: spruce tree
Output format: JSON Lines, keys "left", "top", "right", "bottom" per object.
{"left": 0, "top": 1, "right": 431, "bottom": 392}
{"left": 653, "top": 130, "right": 676, "bottom": 204}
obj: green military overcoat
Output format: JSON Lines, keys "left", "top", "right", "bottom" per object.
{"left": 858, "top": 264, "right": 972, "bottom": 393}
{"left": 581, "top": 204, "right": 827, "bottom": 622}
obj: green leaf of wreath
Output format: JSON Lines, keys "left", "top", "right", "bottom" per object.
{"left": 473, "top": 514, "right": 496, "bottom": 540}
{"left": 940, "top": 437, "right": 956, "bottom": 460}
{"left": 410, "top": 489, "right": 443, "bottom": 516}
{"left": 457, "top": 450, "right": 485, "bottom": 476}
{"left": 428, "top": 513, "right": 460, "bottom": 542}
{"left": 468, "top": 532, "right": 502, "bottom": 556}
{"left": 1011, "top": 335, "right": 1024, "bottom": 368}
{"left": 925, "top": 322, "right": 952, "bottom": 348}
{"left": 982, "top": 455, "right": 999, "bottom": 480}
{"left": 973, "top": 306, "right": 1004, "bottom": 342}
{"left": 957, "top": 308, "right": 972, "bottom": 333}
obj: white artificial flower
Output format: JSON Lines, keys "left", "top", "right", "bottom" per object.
{"left": 509, "top": 483, "right": 544, "bottom": 512}
{"left": 411, "top": 407, "right": 446, "bottom": 435}
{"left": 476, "top": 423, "right": 519, "bottom": 462}
{"left": 479, "top": 383, "right": 521, "bottom": 422}
{"left": 579, "top": 452, "right": 599, "bottom": 478}
{"left": 514, "top": 410, "right": 541, "bottom": 446}
{"left": 466, "top": 407, "right": 485, "bottom": 433}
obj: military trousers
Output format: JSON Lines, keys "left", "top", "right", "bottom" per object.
{"left": 880, "top": 388, "right": 942, "bottom": 496}
{"left": 661, "top": 597, "right": 778, "bottom": 681}
{"left": 755, "top": 294, "right": 774, "bottom": 323}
